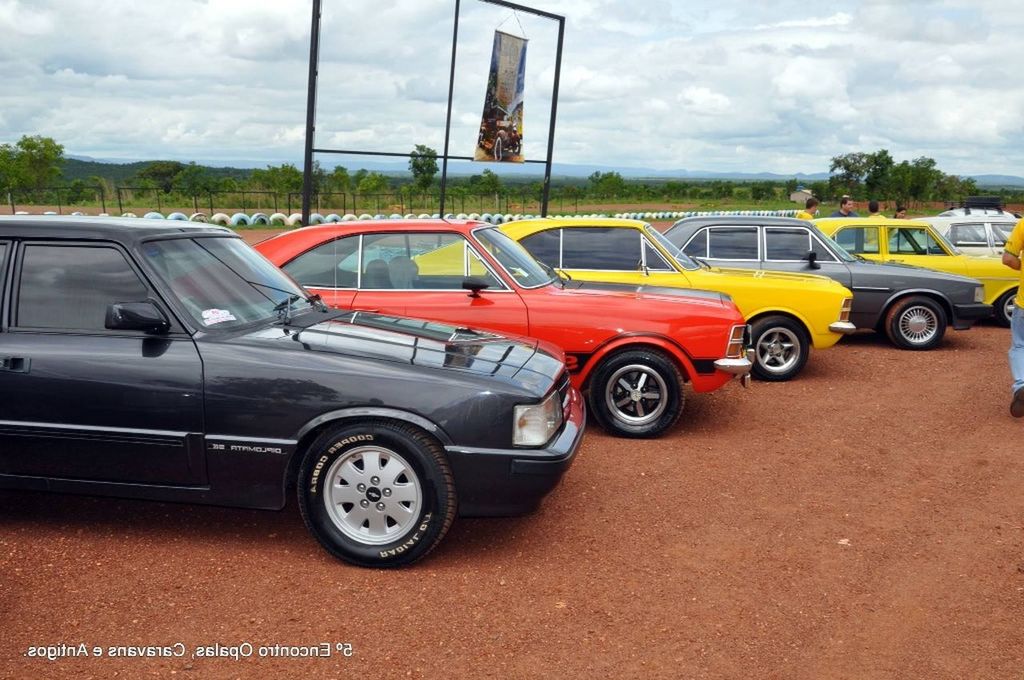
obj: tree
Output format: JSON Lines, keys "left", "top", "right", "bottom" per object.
{"left": 0, "top": 143, "right": 19, "bottom": 191}
{"left": 136, "top": 160, "right": 186, "bottom": 193}
{"left": 250, "top": 163, "right": 303, "bottom": 194}
{"left": 14, "top": 135, "right": 64, "bottom": 191}
{"left": 409, "top": 145, "right": 439, "bottom": 191}
{"left": 908, "top": 156, "right": 940, "bottom": 202}
{"left": 356, "top": 172, "right": 390, "bottom": 194}
{"left": 863, "top": 149, "right": 894, "bottom": 199}
{"left": 829, "top": 152, "right": 869, "bottom": 197}
{"left": 588, "top": 171, "right": 627, "bottom": 198}
{"left": 331, "top": 166, "right": 351, "bottom": 193}
{"left": 750, "top": 181, "right": 776, "bottom": 201}
{"left": 471, "top": 169, "right": 502, "bottom": 195}
{"left": 172, "top": 162, "right": 216, "bottom": 197}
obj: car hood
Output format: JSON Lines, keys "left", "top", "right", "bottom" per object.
{"left": 230, "top": 310, "right": 563, "bottom": 393}
{"left": 848, "top": 258, "right": 981, "bottom": 285}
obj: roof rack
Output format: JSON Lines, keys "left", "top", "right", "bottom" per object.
{"left": 960, "top": 196, "right": 1005, "bottom": 215}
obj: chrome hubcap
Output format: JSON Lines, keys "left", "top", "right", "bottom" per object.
{"left": 899, "top": 306, "right": 938, "bottom": 344}
{"left": 605, "top": 364, "right": 668, "bottom": 426}
{"left": 323, "top": 445, "right": 422, "bottom": 546}
{"left": 756, "top": 328, "right": 801, "bottom": 374}
{"left": 1005, "top": 296, "right": 1015, "bottom": 323}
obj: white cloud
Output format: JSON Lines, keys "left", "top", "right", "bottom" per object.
{"left": 0, "top": 0, "right": 1022, "bottom": 175}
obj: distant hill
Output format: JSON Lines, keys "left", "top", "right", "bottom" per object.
{"left": 59, "top": 154, "right": 1024, "bottom": 187}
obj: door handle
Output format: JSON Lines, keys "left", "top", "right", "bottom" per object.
{"left": 0, "top": 357, "right": 30, "bottom": 373}
{"left": 352, "top": 308, "right": 380, "bottom": 313}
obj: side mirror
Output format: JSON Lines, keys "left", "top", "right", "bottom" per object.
{"left": 105, "top": 301, "right": 170, "bottom": 333}
{"left": 806, "top": 250, "right": 821, "bottom": 269}
{"left": 462, "top": 277, "right": 491, "bottom": 298}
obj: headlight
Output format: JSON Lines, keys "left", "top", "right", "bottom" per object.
{"left": 839, "top": 297, "right": 853, "bottom": 322}
{"left": 974, "top": 286, "right": 985, "bottom": 303}
{"left": 513, "top": 391, "right": 563, "bottom": 447}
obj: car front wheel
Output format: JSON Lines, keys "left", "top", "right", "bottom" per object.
{"left": 750, "top": 316, "right": 809, "bottom": 381}
{"left": 587, "top": 349, "right": 684, "bottom": 438}
{"left": 297, "top": 420, "right": 456, "bottom": 568}
{"left": 884, "top": 296, "right": 946, "bottom": 350}
{"left": 995, "top": 289, "right": 1016, "bottom": 328}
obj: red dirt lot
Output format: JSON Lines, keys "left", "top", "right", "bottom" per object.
{"left": 2, "top": 315, "right": 1024, "bottom": 675}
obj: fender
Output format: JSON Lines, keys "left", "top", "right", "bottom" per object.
{"left": 878, "top": 288, "right": 954, "bottom": 323}
{"left": 293, "top": 407, "right": 453, "bottom": 446}
{"left": 743, "top": 306, "right": 815, "bottom": 337}
{"left": 572, "top": 332, "right": 699, "bottom": 388}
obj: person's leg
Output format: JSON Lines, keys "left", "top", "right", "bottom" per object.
{"left": 1010, "top": 306, "right": 1024, "bottom": 417}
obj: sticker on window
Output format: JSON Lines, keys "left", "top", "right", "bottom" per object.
{"left": 201, "top": 308, "right": 237, "bottom": 325}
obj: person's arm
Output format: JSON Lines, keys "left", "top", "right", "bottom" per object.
{"left": 1004, "top": 250, "right": 1021, "bottom": 271}
{"left": 1005, "top": 219, "right": 1024, "bottom": 270}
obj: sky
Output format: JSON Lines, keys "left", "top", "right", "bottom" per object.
{"left": 1, "top": 0, "right": 1022, "bottom": 176}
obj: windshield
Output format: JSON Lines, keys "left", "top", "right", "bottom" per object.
{"left": 643, "top": 224, "right": 699, "bottom": 270}
{"left": 991, "top": 221, "right": 1017, "bottom": 242}
{"left": 810, "top": 227, "right": 857, "bottom": 263}
{"left": 473, "top": 227, "right": 556, "bottom": 288}
{"left": 141, "top": 236, "right": 314, "bottom": 329}
{"left": 928, "top": 226, "right": 962, "bottom": 255}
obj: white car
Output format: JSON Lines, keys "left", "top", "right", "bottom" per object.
{"left": 920, "top": 214, "right": 1020, "bottom": 257}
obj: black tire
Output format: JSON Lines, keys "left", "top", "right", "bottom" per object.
{"left": 587, "top": 349, "right": 684, "bottom": 438}
{"left": 297, "top": 420, "right": 456, "bottom": 568}
{"left": 883, "top": 296, "right": 947, "bottom": 350}
{"left": 750, "top": 315, "right": 810, "bottom": 382}
{"left": 995, "top": 289, "right": 1017, "bottom": 328}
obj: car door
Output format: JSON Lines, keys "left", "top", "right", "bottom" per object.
{"left": 278, "top": 234, "right": 360, "bottom": 310}
{"left": 684, "top": 225, "right": 762, "bottom": 271}
{"left": 885, "top": 226, "right": 969, "bottom": 275}
{"left": 945, "top": 221, "right": 990, "bottom": 257}
{"left": 0, "top": 241, "right": 205, "bottom": 485}
{"left": 351, "top": 231, "right": 530, "bottom": 337}
{"left": 832, "top": 225, "right": 885, "bottom": 263}
{"left": 761, "top": 226, "right": 853, "bottom": 287}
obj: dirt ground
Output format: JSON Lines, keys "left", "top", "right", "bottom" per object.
{"left": 2, "top": 315, "right": 1023, "bottom": 678}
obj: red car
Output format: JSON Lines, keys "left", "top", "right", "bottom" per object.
{"left": 256, "top": 220, "right": 751, "bottom": 438}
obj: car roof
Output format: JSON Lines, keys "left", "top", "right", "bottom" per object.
{"left": 813, "top": 216, "right": 932, "bottom": 227}
{"left": 669, "top": 215, "right": 811, "bottom": 232}
{"left": 921, "top": 214, "right": 1020, "bottom": 224}
{"left": 0, "top": 215, "right": 236, "bottom": 244}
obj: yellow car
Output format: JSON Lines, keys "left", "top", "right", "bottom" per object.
{"left": 503, "top": 218, "right": 855, "bottom": 382}
{"left": 815, "top": 217, "right": 1017, "bottom": 326}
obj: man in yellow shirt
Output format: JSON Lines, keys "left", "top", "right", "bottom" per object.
{"left": 1002, "top": 217, "right": 1024, "bottom": 417}
{"left": 795, "top": 197, "right": 819, "bottom": 220}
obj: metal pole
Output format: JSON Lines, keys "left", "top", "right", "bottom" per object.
{"left": 301, "top": 0, "right": 323, "bottom": 226}
{"left": 117, "top": 188, "right": 123, "bottom": 215}
{"left": 540, "top": 16, "right": 565, "bottom": 216}
{"left": 439, "top": 0, "right": 461, "bottom": 216}
{"left": 99, "top": 186, "right": 106, "bottom": 213}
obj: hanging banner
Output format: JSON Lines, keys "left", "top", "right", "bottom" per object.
{"left": 474, "top": 30, "right": 527, "bottom": 163}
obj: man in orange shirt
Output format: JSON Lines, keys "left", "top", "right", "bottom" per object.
{"left": 1002, "top": 217, "right": 1024, "bottom": 417}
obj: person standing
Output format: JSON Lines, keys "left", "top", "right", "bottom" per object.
{"left": 1002, "top": 217, "right": 1024, "bottom": 417}
{"left": 893, "top": 205, "right": 908, "bottom": 219}
{"left": 829, "top": 196, "right": 859, "bottom": 217}
{"left": 867, "top": 200, "right": 883, "bottom": 217}
{"left": 796, "top": 197, "right": 819, "bottom": 220}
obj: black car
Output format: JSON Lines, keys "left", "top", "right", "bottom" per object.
{"left": 666, "top": 216, "right": 990, "bottom": 350}
{"left": 0, "top": 217, "right": 584, "bottom": 567}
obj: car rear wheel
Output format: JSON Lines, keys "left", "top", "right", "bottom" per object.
{"left": 884, "top": 296, "right": 946, "bottom": 350}
{"left": 297, "top": 420, "right": 456, "bottom": 568}
{"left": 995, "top": 289, "right": 1016, "bottom": 328}
{"left": 588, "top": 349, "right": 684, "bottom": 438}
{"left": 750, "top": 316, "right": 809, "bottom": 381}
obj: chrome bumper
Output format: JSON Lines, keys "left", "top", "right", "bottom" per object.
{"left": 714, "top": 348, "right": 755, "bottom": 379}
{"left": 829, "top": 321, "right": 857, "bottom": 334}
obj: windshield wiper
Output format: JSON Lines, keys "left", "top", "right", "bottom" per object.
{"left": 693, "top": 256, "right": 713, "bottom": 270}
{"left": 537, "top": 261, "right": 568, "bottom": 288}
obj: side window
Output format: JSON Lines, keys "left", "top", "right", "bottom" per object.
{"left": 764, "top": 228, "right": 810, "bottom": 261}
{"left": 890, "top": 227, "right": 947, "bottom": 256}
{"left": 948, "top": 223, "right": 987, "bottom": 247}
{"left": 682, "top": 229, "right": 708, "bottom": 258}
{"left": 17, "top": 244, "right": 149, "bottom": 331}
{"left": 642, "top": 240, "right": 673, "bottom": 271}
{"left": 562, "top": 227, "right": 640, "bottom": 270}
{"left": 519, "top": 229, "right": 561, "bottom": 268}
{"left": 809, "top": 235, "right": 838, "bottom": 262}
{"left": 834, "top": 227, "right": 879, "bottom": 254}
{"left": 283, "top": 235, "right": 360, "bottom": 288}
{"left": 707, "top": 227, "right": 759, "bottom": 260}
{"left": 362, "top": 232, "right": 501, "bottom": 290}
